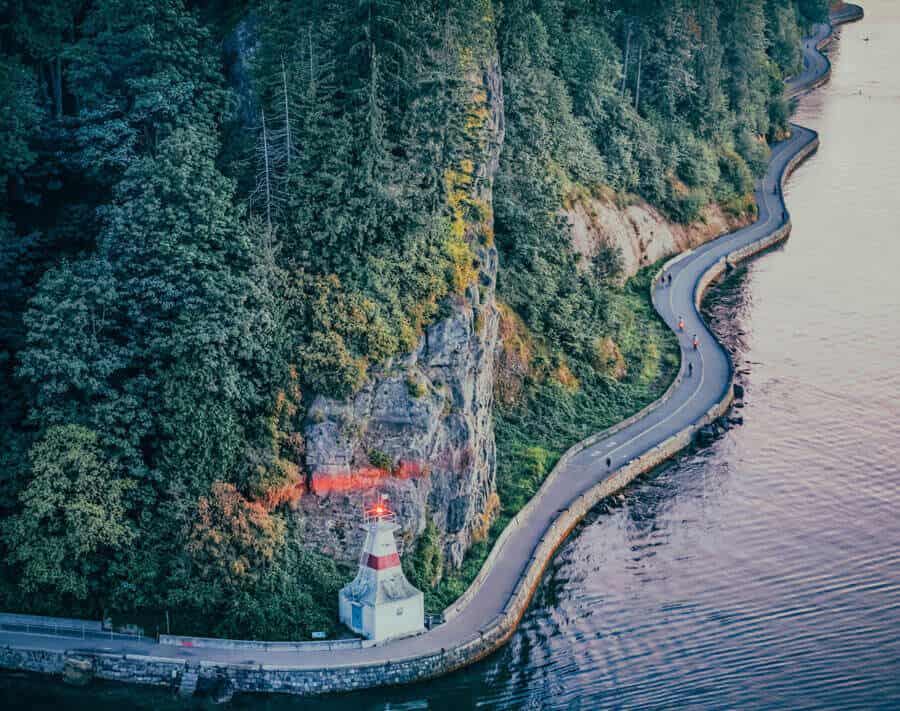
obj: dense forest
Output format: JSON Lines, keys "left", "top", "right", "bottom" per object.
{"left": 0, "top": 0, "right": 828, "bottom": 638}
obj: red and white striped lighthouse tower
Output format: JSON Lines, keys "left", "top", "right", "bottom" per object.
{"left": 339, "top": 495, "right": 425, "bottom": 642}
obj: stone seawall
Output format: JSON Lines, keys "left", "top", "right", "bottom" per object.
{"left": 157, "top": 634, "right": 374, "bottom": 652}
{"left": 725, "top": 137, "right": 821, "bottom": 270}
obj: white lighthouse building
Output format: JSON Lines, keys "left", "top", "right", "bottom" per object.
{"left": 339, "top": 497, "right": 425, "bottom": 643}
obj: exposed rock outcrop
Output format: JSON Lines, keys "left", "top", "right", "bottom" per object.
{"left": 298, "top": 59, "right": 505, "bottom": 569}
{"left": 62, "top": 657, "right": 93, "bottom": 687}
{"left": 567, "top": 193, "right": 751, "bottom": 279}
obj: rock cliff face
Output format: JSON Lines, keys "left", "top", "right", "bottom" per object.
{"left": 567, "top": 194, "right": 750, "bottom": 280}
{"left": 297, "top": 59, "right": 505, "bottom": 569}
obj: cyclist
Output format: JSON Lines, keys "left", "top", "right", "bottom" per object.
{"left": 692, "top": 334, "right": 700, "bottom": 350}
{"left": 678, "top": 316, "right": 685, "bottom": 332}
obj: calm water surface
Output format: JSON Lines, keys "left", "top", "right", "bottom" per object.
{"left": 3, "top": 4, "right": 899, "bottom": 710}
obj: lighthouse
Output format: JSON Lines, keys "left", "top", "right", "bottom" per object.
{"left": 338, "top": 496, "right": 425, "bottom": 643}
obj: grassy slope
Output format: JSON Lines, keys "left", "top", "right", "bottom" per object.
{"left": 420, "top": 261, "right": 679, "bottom": 611}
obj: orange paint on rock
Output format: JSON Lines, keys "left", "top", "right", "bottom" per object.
{"left": 310, "top": 461, "right": 430, "bottom": 495}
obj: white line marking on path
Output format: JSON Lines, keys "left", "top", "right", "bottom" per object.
{"left": 591, "top": 441, "right": 617, "bottom": 457}
{"left": 602, "top": 341, "right": 706, "bottom": 463}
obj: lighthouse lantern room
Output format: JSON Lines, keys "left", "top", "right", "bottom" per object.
{"left": 338, "top": 495, "right": 425, "bottom": 642}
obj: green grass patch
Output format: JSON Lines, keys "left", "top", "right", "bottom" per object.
{"left": 422, "top": 261, "right": 679, "bottom": 612}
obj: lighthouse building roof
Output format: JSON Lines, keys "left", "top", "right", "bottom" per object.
{"left": 340, "top": 516, "right": 422, "bottom": 606}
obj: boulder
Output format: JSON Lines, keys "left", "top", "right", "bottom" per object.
{"left": 62, "top": 657, "right": 93, "bottom": 687}
{"left": 696, "top": 426, "right": 717, "bottom": 445}
{"left": 211, "top": 677, "right": 235, "bottom": 705}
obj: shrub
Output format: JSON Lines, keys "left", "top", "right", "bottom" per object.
{"left": 406, "top": 373, "right": 427, "bottom": 399}
{"left": 735, "top": 129, "right": 770, "bottom": 177}
{"left": 367, "top": 448, "right": 394, "bottom": 472}
{"left": 677, "top": 137, "right": 720, "bottom": 190}
{"left": 591, "top": 336, "right": 627, "bottom": 380}
{"left": 717, "top": 147, "right": 755, "bottom": 200}
{"left": 665, "top": 188, "right": 707, "bottom": 224}
{"left": 403, "top": 517, "right": 444, "bottom": 590}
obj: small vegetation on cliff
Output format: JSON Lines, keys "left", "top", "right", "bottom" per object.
{"left": 367, "top": 448, "right": 394, "bottom": 473}
{"left": 403, "top": 516, "right": 445, "bottom": 592}
{"left": 495, "top": 264, "right": 680, "bottom": 501}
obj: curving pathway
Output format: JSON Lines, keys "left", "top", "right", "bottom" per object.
{"left": 0, "top": 4, "right": 864, "bottom": 695}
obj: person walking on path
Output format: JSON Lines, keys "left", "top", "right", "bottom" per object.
{"left": 688, "top": 362, "right": 694, "bottom": 377}
{"left": 667, "top": 273, "right": 672, "bottom": 286}
{"left": 678, "top": 316, "right": 685, "bottom": 332}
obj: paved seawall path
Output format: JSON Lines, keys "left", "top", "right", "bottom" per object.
{"left": 0, "top": 5, "right": 865, "bottom": 698}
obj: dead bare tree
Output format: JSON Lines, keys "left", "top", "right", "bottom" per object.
{"left": 251, "top": 109, "right": 277, "bottom": 232}
{"left": 249, "top": 22, "right": 336, "bottom": 234}
{"left": 280, "top": 55, "right": 292, "bottom": 171}
{"left": 621, "top": 21, "right": 633, "bottom": 95}
{"left": 634, "top": 42, "right": 643, "bottom": 111}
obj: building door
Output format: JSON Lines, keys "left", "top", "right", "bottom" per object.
{"left": 351, "top": 603, "right": 362, "bottom": 630}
